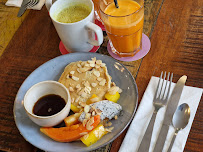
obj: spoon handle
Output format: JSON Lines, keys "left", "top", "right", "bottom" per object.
{"left": 167, "top": 131, "right": 178, "bottom": 152}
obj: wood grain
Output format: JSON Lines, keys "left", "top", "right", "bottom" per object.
{"left": 0, "top": 0, "right": 29, "bottom": 56}
{"left": 135, "top": 0, "right": 203, "bottom": 151}
{"left": 0, "top": 7, "right": 61, "bottom": 152}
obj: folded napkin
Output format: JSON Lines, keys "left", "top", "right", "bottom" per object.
{"left": 5, "top": 0, "right": 45, "bottom": 10}
{"left": 119, "top": 76, "right": 203, "bottom": 152}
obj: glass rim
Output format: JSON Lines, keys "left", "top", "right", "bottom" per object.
{"left": 99, "top": 0, "right": 144, "bottom": 18}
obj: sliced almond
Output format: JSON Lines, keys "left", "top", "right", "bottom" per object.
{"left": 91, "top": 83, "right": 97, "bottom": 88}
{"left": 72, "top": 76, "right": 79, "bottom": 81}
{"left": 90, "top": 63, "right": 95, "bottom": 67}
{"left": 80, "top": 91, "right": 87, "bottom": 98}
{"left": 84, "top": 86, "right": 91, "bottom": 94}
{"left": 80, "top": 67, "right": 91, "bottom": 73}
{"left": 100, "top": 63, "right": 106, "bottom": 67}
{"left": 91, "top": 57, "right": 96, "bottom": 62}
{"left": 69, "top": 87, "right": 74, "bottom": 92}
{"left": 93, "top": 70, "right": 100, "bottom": 77}
{"left": 105, "top": 127, "right": 114, "bottom": 132}
{"left": 77, "top": 63, "right": 82, "bottom": 68}
{"left": 76, "top": 84, "right": 81, "bottom": 89}
{"left": 96, "top": 60, "right": 102, "bottom": 65}
{"left": 87, "top": 117, "right": 94, "bottom": 126}
{"left": 85, "top": 113, "right": 91, "bottom": 119}
{"left": 70, "top": 71, "right": 75, "bottom": 75}
{"left": 95, "top": 108, "right": 102, "bottom": 115}
{"left": 114, "top": 115, "right": 118, "bottom": 120}
{"left": 86, "top": 123, "right": 94, "bottom": 130}
{"left": 80, "top": 132, "right": 88, "bottom": 136}
{"left": 77, "top": 105, "right": 82, "bottom": 109}
{"left": 83, "top": 81, "right": 90, "bottom": 87}
{"left": 88, "top": 60, "right": 95, "bottom": 64}
{"left": 95, "top": 65, "right": 100, "bottom": 69}
{"left": 84, "top": 63, "right": 90, "bottom": 67}
{"left": 75, "top": 96, "right": 80, "bottom": 103}
{"left": 97, "top": 77, "right": 103, "bottom": 81}
{"left": 77, "top": 87, "right": 82, "bottom": 93}
{"left": 90, "top": 97, "right": 100, "bottom": 103}
{"left": 108, "top": 86, "right": 119, "bottom": 95}
{"left": 71, "top": 98, "right": 75, "bottom": 103}
{"left": 84, "top": 105, "right": 90, "bottom": 113}
{"left": 99, "top": 79, "right": 106, "bottom": 86}
{"left": 80, "top": 102, "right": 86, "bottom": 107}
{"left": 77, "top": 68, "right": 82, "bottom": 73}
{"left": 81, "top": 62, "right": 85, "bottom": 66}
{"left": 83, "top": 119, "right": 88, "bottom": 127}
{"left": 92, "top": 111, "right": 96, "bottom": 116}
{"left": 111, "top": 82, "right": 116, "bottom": 87}
{"left": 118, "top": 88, "right": 123, "bottom": 93}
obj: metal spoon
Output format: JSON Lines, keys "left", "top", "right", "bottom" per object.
{"left": 167, "top": 103, "right": 190, "bottom": 152}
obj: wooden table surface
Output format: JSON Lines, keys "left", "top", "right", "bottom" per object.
{"left": 0, "top": 0, "right": 202, "bottom": 151}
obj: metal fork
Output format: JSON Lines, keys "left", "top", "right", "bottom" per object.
{"left": 27, "top": 0, "right": 39, "bottom": 8}
{"left": 137, "top": 71, "right": 173, "bottom": 152}
{"left": 17, "top": 0, "right": 39, "bottom": 17}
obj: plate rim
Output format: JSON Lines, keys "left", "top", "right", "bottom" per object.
{"left": 13, "top": 52, "right": 138, "bottom": 151}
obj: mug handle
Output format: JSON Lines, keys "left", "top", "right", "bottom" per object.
{"left": 45, "top": 0, "right": 53, "bottom": 12}
{"left": 86, "top": 22, "right": 103, "bottom": 46}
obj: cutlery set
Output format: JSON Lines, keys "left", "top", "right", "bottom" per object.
{"left": 17, "top": 0, "right": 39, "bottom": 17}
{"left": 138, "top": 72, "right": 189, "bottom": 152}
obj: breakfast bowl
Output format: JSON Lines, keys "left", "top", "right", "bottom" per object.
{"left": 23, "top": 80, "right": 71, "bottom": 127}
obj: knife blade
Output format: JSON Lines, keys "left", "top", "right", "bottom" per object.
{"left": 17, "top": 0, "right": 29, "bottom": 17}
{"left": 153, "top": 75, "right": 187, "bottom": 152}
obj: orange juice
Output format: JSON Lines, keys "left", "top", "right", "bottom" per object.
{"left": 101, "top": 0, "right": 144, "bottom": 57}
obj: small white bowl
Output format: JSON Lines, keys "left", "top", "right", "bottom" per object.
{"left": 23, "top": 80, "right": 71, "bottom": 127}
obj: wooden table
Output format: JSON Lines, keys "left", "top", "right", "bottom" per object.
{"left": 0, "top": 0, "right": 202, "bottom": 151}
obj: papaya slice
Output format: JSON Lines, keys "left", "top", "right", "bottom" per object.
{"left": 40, "top": 115, "right": 100, "bottom": 142}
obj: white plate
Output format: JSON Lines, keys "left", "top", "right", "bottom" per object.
{"left": 14, "top": 53, "right": 138, "bottom": 152}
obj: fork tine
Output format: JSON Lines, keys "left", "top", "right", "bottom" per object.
{"left": 154, "top": 71, "right": 163, "bottom": 99}
{"left": 27, "top": 0, "right": 39, "bottom": 7}
{"left": 162, "top": 72, "right": 170, "bottom": 99}
{"left": 158, "top": 71, "right": 166, "bottom": 98}
{"left": 165, "top": 73, "right": 173, "bottom": 100}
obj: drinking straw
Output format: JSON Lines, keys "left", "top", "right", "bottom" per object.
{"left": 114, "top": 0, "right": 119, "bottom": 8}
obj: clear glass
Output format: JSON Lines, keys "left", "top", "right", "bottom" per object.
{"left": 92, "top": 0, "right": 102, "bottom": 21}
{"left": 99, "top": 0, "right": 144, "bottom": 57}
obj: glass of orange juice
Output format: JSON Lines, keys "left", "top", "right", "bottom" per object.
{"left": 99, "top": 0, "right": 144, "bottom": 57}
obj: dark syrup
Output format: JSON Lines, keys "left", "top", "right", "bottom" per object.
{"left": 33, "top": 94, "right": 66, "bottom": 116}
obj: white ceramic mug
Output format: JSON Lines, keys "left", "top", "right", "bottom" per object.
{"left": 46, "top": 0, "right": 103, "bottom": 52}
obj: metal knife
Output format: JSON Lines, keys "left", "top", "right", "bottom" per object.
{"left": 17, "top": 0, "right": 29, "bottom": 17}
{"left": 153, "top": 75, "right": 187, "bottom": 152}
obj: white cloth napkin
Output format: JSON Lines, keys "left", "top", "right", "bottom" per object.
{"left": 119, "top": 76, "right": 203, "bottom": 152}
{"left": 5, "top": 0, "right": 45, "bottom": 10}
